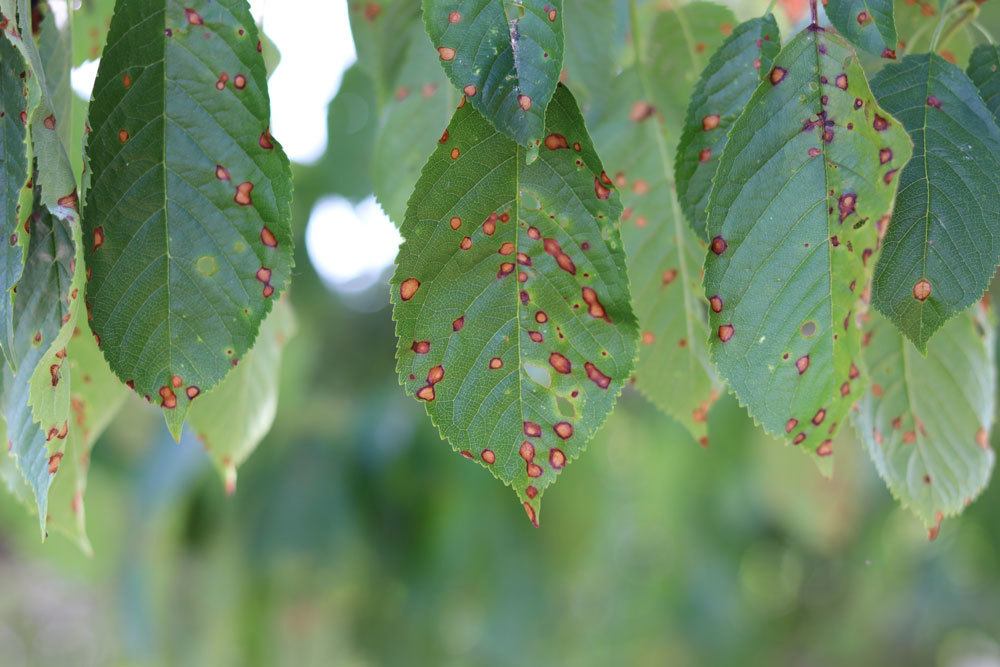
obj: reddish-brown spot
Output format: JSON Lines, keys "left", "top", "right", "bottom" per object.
{"left": 216, "top": 72, "right": 229, "bottom": 90}
{"left": 698, "top": 147, "right": 713, "bottom": 162}
{"left": 702, "top": 114, "right": 720, "bottom": 131}
{"left": 488, "top": 357, "right": 503, "bottom": 369}
{"left": 416, "top": 385, "right": 435, "bottom": 401}
{"left": 524, "top": 502, "right": 538, "bottom": 527}
{"left": 186, "top": 386, "right": 200, "bottom": 399}
{"left": 450, "top": 147, "right": 460, "bottom": 160}
{"left": 234, "top": 181, "right": 254, "bottom": 206}
{"left": 259, "top": 129, "right": 274, "bottom": 149}
{"left": 524, "top": 421, "right": 542, "bottom": 438}
{"left": 793, "top": 432, "right": 806, "bottom": 445}
{"left": 662, "top": 269, "right": 677, "bottom": 286}
{"left": 882, "top": 49, "right": 897, "bottom": 59}
{"left": 234, "top": 74, "right": 247, "bottom": 90}
{"left": 549, "top": 352, "right": 572, "bottom": 374}
{"left": 526, "top": 462, "right": 543, "bottom": 477}
{"left": 215, "top": 164, "right": 230, "bottom": 180}
{"left": 718, "top": 324, "right": 734, "bottom": 342}
{"left": 497, "top": 262, "right": 515, "bottom": 278}
{"left": 535, "top": 311, "right": 548, "bottom": 323}
{"left": 452, "top": 315, "right": 465, "bottom": 331}
{"left": 518, "top": 94, "right": 532, "bottom": 111}
{"left": 879, "top": 148, "right": 892, "bottom": 164}
{"left": 159, "top": 385, "right": 177, "bottom": 409}
{"left": 795, "top": 355, "right": 810, "bottom": 374}
{"left": 873, "top": 114, "right": 889, "bottom": 131}
{"left": 710, "top": 235, "right": 727, "bottom": 255}
{"left": 629, "top": 101, "right": 655, "bottom": 122}
{"left": 544, "top": 133, "right": 568, "bottom": 150}
{"left": 542, "top": 237, "right": 576, "bottom": 275}
{"left": 857, "top": 10, "right": 870, "bottom": 23}
{"left": 816, "top": 440, "right": 833, "bottom": 457}
{"left": 554, "top": 421, "right": 573, "bottom": 440}
{"left": 584, "top": 361, "right": 611, "bottom": 389}
{"left": 48, "top": 452, "right": 63, "bottom": 474}
{"left": 786, "top": 418, "right": 798, "bottom": 433}
{"left": 399, "top": 278, "right": 420, "bottom": 301}
{"left": 184, "top": 8, "right": 203, "bottom": 25}
{"left": 883, "top": 169, "right": 898, "bottom": 184}
{"left": 260, "top": 226, "right": 277, "bottom": 247}
{"left": 480, "top": 449, "right": 495, "bottom": 465}
{"left": 122, "top": 73, "right": 132, "bottom": 88}
{"left": 547, "top": 7, "right": 557, "bottom": 21}
{"left": 439, "top": 129, "right": 449, "bottom": 144}
{"left": 411, "top": 340, "right": 430, "bottom": 354}
{"left": 835, "top": 74, "right": 848, "bottom": 90}
{"left": 519, "top": 440, "right": 535, "bottom": 462}
{"left": 528, "top": 331, "right": 543, "bottom": 343}
{"left": 977, "top": 427, "right": 989, "bottom": 449}
{"left": 708, "top": 295, "right": 723, "bottom": 313}
{"left": 438, "top": 46, "right": 455, "bottom": 61}
{"left": 812, "top": 408, "right": 826, "bottom": 425}
{"left": 459, "top": 236, "right": 472, "bottom": 250}
{"left": 549, "top": 448, "right": 566, "bottom": 469}
{"left": 769, "top": 67, "right": 787, "bottom": 85}
{"left": 849, "top": 363, "right": 860, "bottom": 380}
{"left": 913, "top": 279, "right": 931, "bottom": 301}
{"left": 926, "top": 95, "right": 942, "bottom": 108}
{"left": 581, "top": 287, "right": 609, "bottom": 321}
{"left": 838, "top": 193, "right": 856, "bottom": 222}
{"left": 43, "top": 114, "right": 56, "bottom": 130}
{"left": 463, "top": 85, "right": 477, "bottom": 97}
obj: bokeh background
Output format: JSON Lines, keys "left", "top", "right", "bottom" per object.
{"left": 4, "top": 0, "right": 1000, "bottom": 665}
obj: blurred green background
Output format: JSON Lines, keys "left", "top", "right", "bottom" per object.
{"left": 4, "top": 0, "right": 1000, "bottom": 665}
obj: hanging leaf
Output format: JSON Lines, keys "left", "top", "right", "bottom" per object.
{"left": 870, "top": 53, "right": 1000, "bottom": 352}
{"left": 392, "top": 84, "right": 637, "bottom": 525}
{"left": 704, "top": 27, "right": 912, "bottom": 462}
{"left": 72, "top": 0, "right": 116, "bottom": 65}
{"left": 348, "top": 0, "right": 421, "bottom": 104}
{"left": 675, "top": 14, "right": 780, "bottom": 239}
{"left": 2, "top": 189, "right": 81, "bottom": 536}
{"left": 422, "top": 0, "right": 564, "bottom": 147}
{"left": 188, "top": 297, "right": 295, "bottom": 494}
{"left": 372, "top": 24, "right": 454, "bottom": 225}
{"left": 561, "top": 0, "right": 616, "bottom": 114}
{"left": 853, "top": 305, "right": 995, "bottom": 535}
{"left": 0, "top": 31, "right": 31, "bottom": 366}
{"left": 36, "top": 0, "right": 72, "bottom": 151}
{"left": 83, "top": 0, "right": 294, "bottom": 435}
{"left": 826, "top": 0, "right": 898, "bottom": 59}
{"left": 968, "top": 43, "right": 1000, "bottom": 121}
{"left": 893, "top": 0, "right": 975, "bottom": 68}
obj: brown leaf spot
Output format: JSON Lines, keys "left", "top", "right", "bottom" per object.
{"left": 535, "top": 311, "right": 548, "bottom": 323}
{"left": 699, "top": 147, "right": 712, "bottom": 162}
{"left": 437, "top": 46, "right": 455, "bottom": 61}
{"left": 450, "top": 147, "right": 460, "bottom": 160}
{"left": 702, "top": 114, "right": 720, "bottom": 131}
{"left": 184, "top": 8, "right": 203, "bottom": 25}
{"left": 554, "top": 421, "right": 573, "bottom": 440}
{"left": 812, "top": 408, "right": 826, "bottom": 425}
{"left": 718, "top": 324, "right": 734, "bottom": 342}
{"left": 838, "top": 193, "right": 857, "bottom": 222}
{"left": 584, "top": 361, "right": 611, "bottom": 389}
{"left": 835, "top": 74, "right": 848, "bottom": 90}
{"left": 452, "top": 315, "right": 465, "bottom": 331}
{"left": 926, "top": 95, "right": 942, "bottom": 108}
{"left": 549, "top": 352, "right": 572, "bottom": 374}
{"left": 260, "top": 226, "right": 278, "bottom": 247}
{"left": 481, "top": 449, "right": 496, "bottom": 464}
{"left": 581, "top": 287, "right": 609, "bottom": 321}
{"left": 630, "top": 101, "right": 655, "bottom": 122}
{"left": 873, "top": 114, "right": 889, "bottom": 131}
{"left": 463, "top": 84, "right": 477, "bottom": 97}
{"left": 400, "top": 278, "right": 420, "bottom": 301}
{"left": 159, "top": 386, "right": 177, "bottom": 409}
{"left": 93, "top": 226, "right": 105, "bottom": 251}
{"left": 549, "top": 448, "right": 566, "bottom": 469}
{"left": 709, "top": 295, "right": 723, "bottom": 313}
{"left": 796, "top": 355, "right": 810, "bottom": 374}
{"left": 786, "top": 418, "right": 798, "bottom": 433}
{"left": 816, "top": 440, "right": 833, "bottom": 457}
{"left": 234, "top": 181, "right": 254, "bottom": 206}
{"left": 594, "top": 177, "right": 612, "bottom": 199}
{"left": 234, "top": 74, "right": 247, "bottom": 90}
{"left": 913, "top": 279, "right": 931, "bottom": 301}
{"left": 710, "top": 235, "right": 727, "bottom": 255}
{"left": 186, "top": 386, "right": 200, "bottom": 399}
{"left": 259, "top": 129, "right": 274, "bottom": 149}
{"left": 488, "top": 357, "right": 503, "bottom": 369}
{"left": 48, "top": 452, "right": 63, "bottom": 474}
{"left": 769, "top": 67, "right": 787, "bottom": 85}
{"left": 544, "top": 133, "right": 568, "bottom": 150}
{"left": 215, "top": 164, "right": 230, "bottom": 180}
{"left": 524, "top": 502, "right": 539, "bottom": 527}
{"left": 518, "top": 94, "right": 532, "bottom": 111}
{"left": 411, "top": 340, "right": 430, "bottom": 354}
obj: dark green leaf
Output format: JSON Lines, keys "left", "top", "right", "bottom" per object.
{"left": 854, "top": 305, "right": 995, "bottom": 532}
{"left": 704, "top": 28, "right": 912, "bottom": 462}
{"left": 968, "top": 43, "right": 1000, "bottom": 121}
{"left": 392, "top": 84, "right": 637, "bottom": 524}
{"left": 675, "top": 14, "right": 780, "bottom": 239}
{"left": 871, "top": 53, "right": 1000, "bottom": 351}
{"left": 83, "top": 0, "right": 294, "bottom": 433}
{"left": 422, "top": 0, "right": 564, "bottom": 147}
{"left": 827, "top": 0, "right": 898, "bottom": 58}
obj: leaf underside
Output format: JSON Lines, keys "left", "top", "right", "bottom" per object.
{"left": 422, "top": 0, "right": 564, "bottom": 147}
{"left": 704, "top": 27, "right": 912, "bottom": 462}
{"left": 854, "top": 305, "right": 995, "bottom": 528}
{"left": 675, "top": 13, "right": 781, "bottom": 240}
{"left": 392, "top": 84, "right": 637, "bottom": 525}
{"left": 871, "top": 53, "right": 1000, "bottom": 352}
{"left": 826, "top": 0, "right": 898, "bottom": 58}
{"left": 83, "top": 0, "right": 293, "bottom": 431}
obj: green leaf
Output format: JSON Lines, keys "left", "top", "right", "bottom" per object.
{"left": 870, "top": 53, "right": 1000, "bottom": 352}
{"left": 422, "top": 0, "right": 564, "bottom": 148}
{"left": 348, "top": 0, "right": 421, "bottom": 104}
{"left": 188, "top": 297, "right": 295, "bottom": 494}
{"left": 392, "top": 84, "right": 637, "bottom": 525}
{"left": 323, "top": 64, "right": 379, "bottom": 203}
{"left": 2, "top": 188, "right": 80, "bottom": 536}
{"left": 561, "top": 0, "right": 616, "bottom": 114}
{"left": 826, "top": 0, "right": 898, "bottom": 59}
{"left": 72, "top": 0, "right": 115, "bottom": 65}
{"left": 675, "top": 14, "right": 780, "bottom": 240}
{"left": 968, "top": 43, "right": 1000, "bottom": 122}
{"left": 893, "top": 0, "right": 975, "bottom": 68}
{"left": 704, "top": 28, "right": 912, "bottom": 462}
{"left": 36, "top": 0, "right": 73, "bottom": 151}
{"left": 372, "top": 24, "right": 455, "bottom": 225}
{"left": 82, "top": 0, "right": 294, "bottom": 434}
{"left": 0, "top": 30, "right": 31, "bottom": 366}
{"left": 853, "top": 305, "right": 995, "bottom": 533}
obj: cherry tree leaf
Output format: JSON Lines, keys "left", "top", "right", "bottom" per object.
{"left": 392, "top": 84, "right": 637, "bottom": 525}
{"left": 853, "top": 305, "right": 995, "bottom": 534}
{"left": 188, "top": 297, "right": 295, "bottom": 494}
{"left": 83, "top": 0, "right": 293, "bottom": 435}
{"left": 968, "top": 43, "right": 1000, "bottom": 121}
{"left": 372, "top": 24, "right": 455, "bottom": 225}
{"left": 675, "top": 14, "right": 780, "bottom": 239}
{"left": 72, "top": 0, "right": 116, "bottom": 65}
{"left": 894, "top": 0, "right": 975, "bottom": 67}
{"left": 422, "top": 0, "right": 564, "bottom": 148}
{"left": 0, "top": 30, "right": 31, "bottom": 366}
{"left": 870, "top": 53, "right": 1000, "bottom": 352}
{"left": 348, "top": 0, "right": 421, "bottom": 104}
{"left": 826, "top": 0, "right": 898, "bottom": 59}
{"left": 704, "top": 27, "right": 912, "bottom": 463}
{"left": 561, "top": 0, "right": 615, "bottom": 114}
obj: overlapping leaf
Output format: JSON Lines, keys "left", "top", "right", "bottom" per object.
{"left": 968, "top": 43, "right": 1000, "bottom": 121}
{"left": 83, "top": 0, "right": 293, "bottom": 435}
{"left": 188, "top": 297, "right": 295, "bottom": 494}
{"left": 853, "top": 305, "right": 995, "bottom": 532}
{"left": 561, "top": 0, "right": 615, "bottom": 114}
{"left": 392, "top": 84, "right": 637, "bottom": 525}
{"left": 348, "top": 0, "right": 421, "bottom": 103}
{"left": 72, "top": 0, "right": 115, "bottom": 65}
{"left": 422, "top": 0, "right": 564, "bottom": 147}
{"left": 704, "top": 28, "right": 912, "bottom": 462}
{"left": 871, "top": 53, "right": 1000, "bottom": 351}
{"left": 675, "top": 14, "right": 780, "bottom": 239}
{"left": 827, "top": 0, "right": 898, "bottom": 58}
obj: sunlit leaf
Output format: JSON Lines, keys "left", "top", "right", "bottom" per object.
{"left": 854, "top": 305, "right": 995, "bottom": 534}
{"left": 348, "top": 0, "right": 421, "bottom": 104}
{"left": 893, "top": 0, "right": 975, "bottom": 67}
{"left": 968, "top": 43, "right": 1000, "bottom": 121}
{"left": 392, "top": 84, "right": 637, "bottom": 525}
{"left": 83, "top": 0, "right": 294, "bottom": 434}
{"left": 870, "top": 53, "right": 1000, "bottom": 352}
{"left": 72, "top": 0, "right": 115, "bottom": 65}
{"left": 704, "top": 28, "right": 912, "bottom": 463}
{"left": 827, "top": 0, "right": 898, "bottom": 59}
{"left": 188, "top": 297, "right": 295, "bottom": 494}
{"left": 422, "top": 0, "right": 564, "bottom": 147}
{"left": 675, "top": 14, "right": 780, "bottom": 239}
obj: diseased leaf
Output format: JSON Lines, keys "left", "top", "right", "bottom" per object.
{"left": 968, "top": 43, "right": 1000, "bottom": 122}
{"left": 827, "top": 0, "right": 898, "bottom": 59}
{"left": 348, "top": 0, "right": 421, "bottom": 103}
{"left": 83, "top": 0, "right": 293, "bottom": 435}
{"left": 0, "top": 30, "right": 31, "bottom": 366}
{"left": 893, "top": 0, "right": 975, "bottom": 68}
{"left": 675, "top": 14, "right": 780, "bottom": 239}
{"left": 871, "top": 53, "right": 1000, "bottom": 352}
{"left": 36, "top": 0, "right": 72, "bottom": 151}
{"left": 372, "top": 24, "right": 454, "bottom": 225}
{"left": 561, "top": 0, "right": 615, "bottom": 114}
{"left": 704, "top": 28, "right": 912, "bottom": 462}
{"left": 422, "top": 0, "right": 564, "bottom": 147}
{"left": 853, "top": 305, "right": 995, "bottom": 533}
{"left": 72, "top": 0, "right": 115, "bottom": 65}
{"left": 392, "top": 84, "right": 637, "bottom": 525}
{"left": 188, "top": 297, "right": 295, "bottom": 494}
